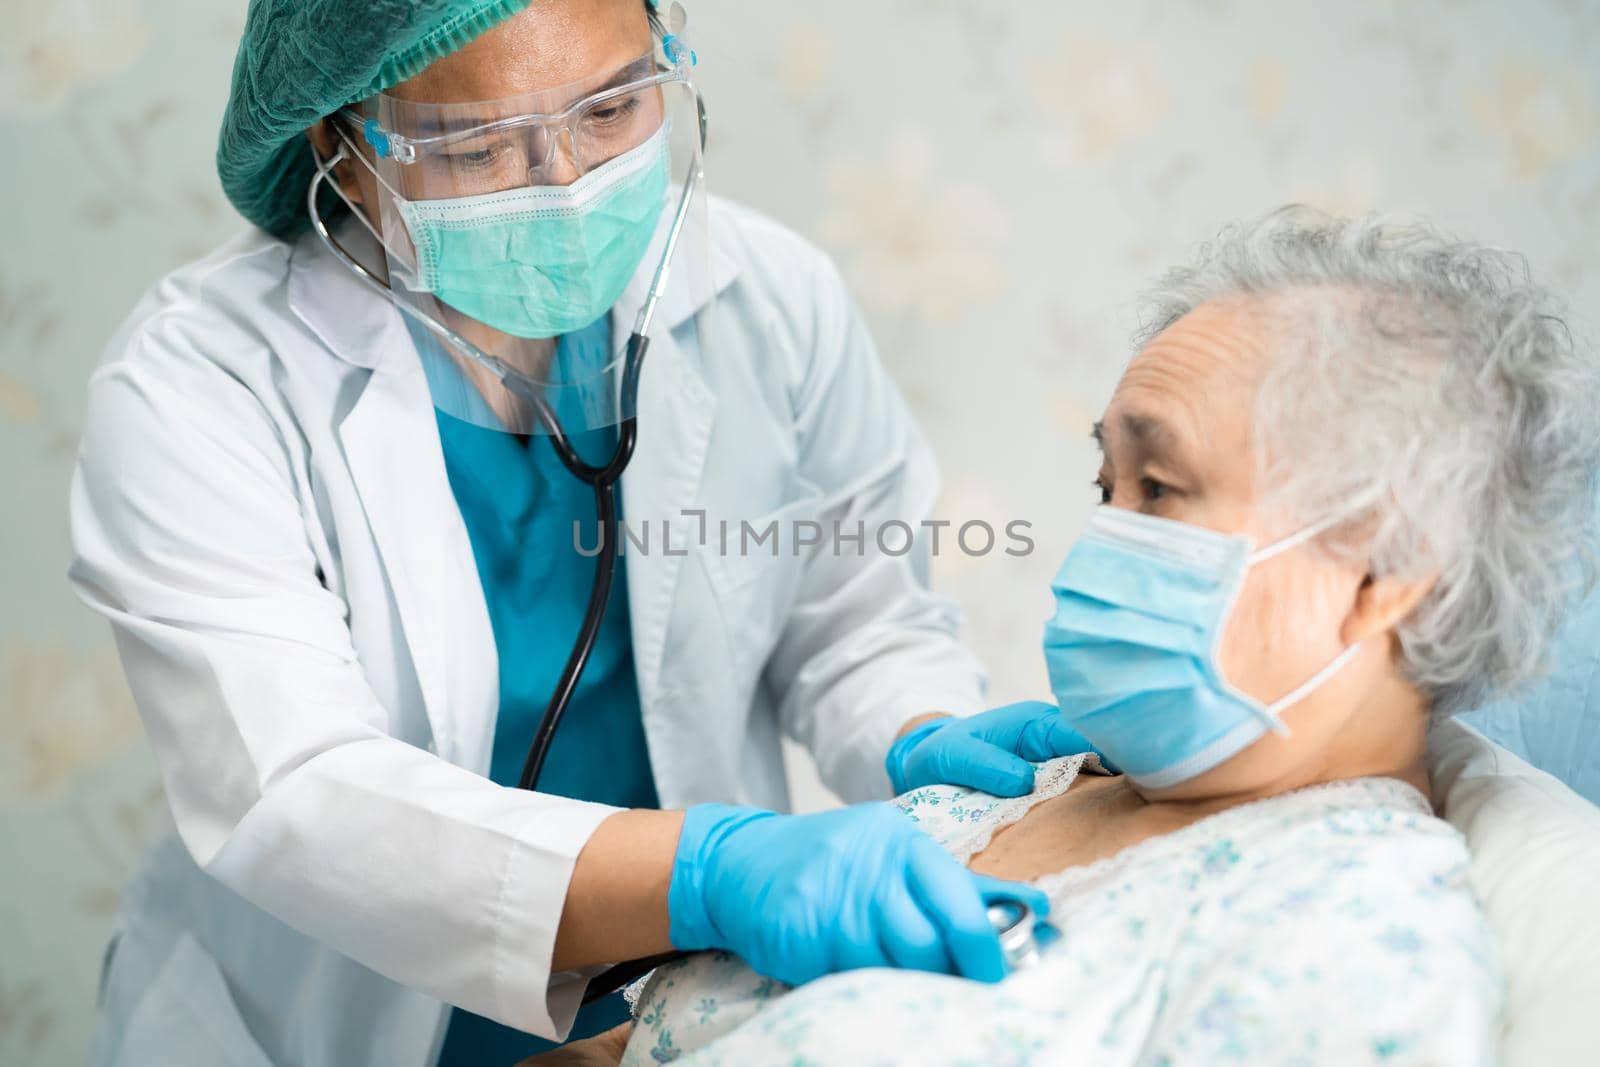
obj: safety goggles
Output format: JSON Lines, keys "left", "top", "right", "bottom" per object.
{"left": 345, "top": 42, "right": 695, "bottom": 197}
{"left": 309, "top": 4, "right": 714, "bottom": 436}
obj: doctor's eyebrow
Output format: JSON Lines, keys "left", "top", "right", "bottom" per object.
{"left": 574, "top": 56, "right": 658, "bottom": 101}
{"left": 418, "top": 57, "right": 658, "bottom": 136}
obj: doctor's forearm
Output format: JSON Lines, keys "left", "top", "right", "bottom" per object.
{"left": 897, "top": 711, "right": 951, "bottom": 738}
{"left": 552, "top": 809, "right": 683, "bottom": 973}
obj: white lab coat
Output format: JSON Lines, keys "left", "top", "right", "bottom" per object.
{"left": 68, "top": 196, "right": 986, "bottom": 1067}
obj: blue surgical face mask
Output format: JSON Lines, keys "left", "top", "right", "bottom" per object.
{"left": 1042, "top": 506, "right": 1361, "bottom": 789}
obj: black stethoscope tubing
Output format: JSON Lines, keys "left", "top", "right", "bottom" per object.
{"left": 502, "top": 332, "right": 645, "bottom": 793}
{"left": 309, "top": 104, "right": 706, "bottom": 1007}
{"left": 505, "top": 340, "right": 689, "bottom": 1005}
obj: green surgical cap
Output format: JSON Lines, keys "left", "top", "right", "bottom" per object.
{"left": 217, "top": 0, "right": 534, "bottom": 237}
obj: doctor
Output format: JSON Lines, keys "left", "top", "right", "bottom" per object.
{"left": 68, "top": 0, "right": 1092, "bottom": 1064}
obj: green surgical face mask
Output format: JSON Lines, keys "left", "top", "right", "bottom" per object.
{"left": 393, "top": 126, "right": 670, "bottom": 338}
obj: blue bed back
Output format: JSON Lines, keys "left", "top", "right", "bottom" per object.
{"left": 1460, "top": 579, "right": 1600, "bottom": 807}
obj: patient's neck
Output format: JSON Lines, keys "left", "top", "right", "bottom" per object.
{"left": 971, "top": 677, "right": 1434, "bottom": 882}
{"left": 1133, "top": 669, "right": 1434, "bottom": 823}
{"left": 971, "top": 676, "right": 1434, "bottom": 883}
{"left": 1315, "top": 671, "right": 1434, "bottom": 799}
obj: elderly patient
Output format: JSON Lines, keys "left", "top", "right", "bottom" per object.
{"left": 528, "top": 207, "right": 1600, "bottom": 1067}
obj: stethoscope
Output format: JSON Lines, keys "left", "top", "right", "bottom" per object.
{"left": 309, "top": 102, "right": 1058, "bottom": 1006}
{"left": 310, "top": 100, "right": 713, "bottom": 1004}
{"left": 989, "top": 898, "right": 1062, "bottom": 972}
{"left": 308, "top": 97, "right": 703, "bottom": 798}
{"left": 583, "top": 898, "right": 1062, "bottom": 1003}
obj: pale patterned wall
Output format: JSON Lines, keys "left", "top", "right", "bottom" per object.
{"left": 1, "top": 1, "right": 1597, "bottom": 1062}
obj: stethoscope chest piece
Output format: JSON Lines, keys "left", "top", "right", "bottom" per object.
{"left": 987, "top": 897, "right": 1063, "bottom": 973}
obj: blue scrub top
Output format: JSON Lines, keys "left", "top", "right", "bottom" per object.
{"left": 419, "top": 317, "right": 658, "bottom": 1065}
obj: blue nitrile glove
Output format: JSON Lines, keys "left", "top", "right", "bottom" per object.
{"left": 668, "top": 802, "right": 1048, "bottom": 986}
{"left": 886, "top": 700, "right": 1115, "bottom": 797}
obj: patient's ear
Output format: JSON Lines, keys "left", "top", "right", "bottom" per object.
{"left": 1340, "top": 571, "right": 1436, "bottom": 646}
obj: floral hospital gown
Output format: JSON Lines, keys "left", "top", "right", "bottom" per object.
{"left": 621, "top": 754, "right": 1501, "bottom": 1066}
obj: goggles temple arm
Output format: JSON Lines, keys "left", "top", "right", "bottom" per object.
{"left": 315, "top": 126, "right": 401, "bottom": 255}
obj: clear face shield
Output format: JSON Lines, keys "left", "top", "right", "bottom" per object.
{"left": 309, "top": 3, "right": 710, "bottom": 437}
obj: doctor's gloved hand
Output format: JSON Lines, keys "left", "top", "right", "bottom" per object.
{"left": 886, "top": 700, "right": 1114, "bottom": 797}
{"left": 668, "top": 802, "right": 1046, "bottom": 986}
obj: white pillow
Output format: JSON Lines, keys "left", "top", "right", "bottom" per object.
{"left": 1428, "top": 718, "right": 1600, "bottom": 1066}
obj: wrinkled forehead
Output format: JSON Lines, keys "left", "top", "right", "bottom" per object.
{"left": 387, "top": 0, "right": 654, "bottom": 105}
{"left": 1098, "top": 297, "right": 1278, "bottom": 475}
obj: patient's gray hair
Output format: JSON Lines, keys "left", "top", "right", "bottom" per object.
{"left": 1137, "top": 205, "right": 1600, "bottom": 714}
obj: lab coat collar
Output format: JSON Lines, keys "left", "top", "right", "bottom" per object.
{"left": 285, "top": 208, "right": 734, "bottom": 756}
{"left": 300, "top": 241, "right": 498, "bottom": 766}
{"left": 331, "top": 317, "right": 722, "bottom": 756}
{"left": 287, "top": 217, "right": 394, "bottom": 370}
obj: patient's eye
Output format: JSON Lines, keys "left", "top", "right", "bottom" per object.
{"left": 1092, "top": 477, "right": 1112, "bottom": 504}
{"left": 1140, "top": 477, "right": 1171, "bottom": 502}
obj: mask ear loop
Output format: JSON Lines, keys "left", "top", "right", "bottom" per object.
{"left": 1248, "top": 482, "right": 1392, "bottom": 565}
{"left": 1249, "top": 510, "right": 1347, "bottom": 565}
{"left": 1260, "top": 640, "right": 1363, "bottom": 720}
{"left": 1243, "top": 491, "right": 1392, "bottom": 729}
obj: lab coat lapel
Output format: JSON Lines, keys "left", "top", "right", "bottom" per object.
{"left": 620, "top": 319, "right": 717, "bottom": 709}
{"left": 612, "top": 197, "right": 737, "bottom": 708}
{"left": 290, "top": 237, "right": 496, "bottom": 767}
{"left": 289, "top": 204, "right": 739, "bottom": 759}
{"left": 340, "top": 350, "right": 473, "bottom": 760}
